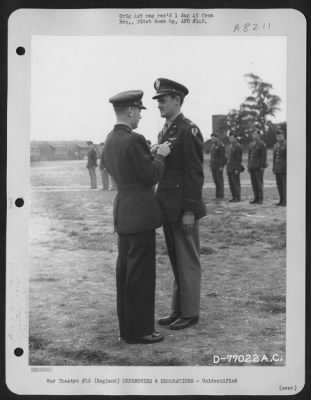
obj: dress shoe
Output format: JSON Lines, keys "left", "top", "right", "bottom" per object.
{"left": 249, "top": 200, "right": 258, "bottom": 204}
{"left": 274, "top": 201, "right": 282, "bottom": 206}
{"left": 169, "top": 316, "right": 199, "bottom": 330}
{"left": 228, "top": 198, "right": 235, "bottom": 202}
{"left": 158, "top": 312, "right": 180, "bottom": 326}
{"left": 126, "top": 332, "right": 164, "bottom": 344}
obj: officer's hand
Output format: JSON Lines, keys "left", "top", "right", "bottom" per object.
{"left": 234, "top": 169, "right": 239, "bottom": 175}
{"left": 157, "top": 142, "right": 171, "bottom": 157}
{"left": 219, "top": 167, "right": 223, "bottom": 171}
{"left": 150, "top": 144, "right": 160, "bottom": 154}
{"left": 182, "top": 211, "right": 195, "bottom": 234}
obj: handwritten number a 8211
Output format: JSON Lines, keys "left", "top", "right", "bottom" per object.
{"left": 233, "top": 23, "right": 271, "bottom": 32}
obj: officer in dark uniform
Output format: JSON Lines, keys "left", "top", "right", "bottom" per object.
{"left": 273, "top": 129, "right": 286, "bottom": 206}
{"left": 226, "top": 132, "right": 243, "bottom": 202}
{"left": 86, "top": 141, "right": 98, "bottom": 189}
{"left": 209, "top": 133, "right": 226, "bottom": 200}
{"left": 152, "top": 78, "right": 206, "bottom": 330}
{"left": 103, "top": 90, "right": 171, "bottom": 344}
{"left": 99, "top": 142, "right": 109, "bottom": 190}
{"left": 247, "top": 128, "right": 267, "bottom": 204}
{"left": 99, "top": 142, "right": 117, "bottom": 190}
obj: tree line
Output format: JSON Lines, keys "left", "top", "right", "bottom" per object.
{"left": 226, "top": 73, "right": 286, "bottom": 147}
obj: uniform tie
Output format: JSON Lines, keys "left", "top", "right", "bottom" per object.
{"left": 158, "top": 122, "right": 170, "bottom": 143}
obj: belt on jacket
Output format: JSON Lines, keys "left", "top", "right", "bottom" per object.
{"left": 117, "top": 183, "right": 153, "bottom": 192}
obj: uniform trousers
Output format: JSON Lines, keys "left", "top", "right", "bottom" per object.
{"left": 211, "top": 169, "right": 224, "bottom": 199}
{"left": 100, "top": 168, "right": 109, "bottom": 190}
{"left": 88, "top": 167, "right": 97, "bottom": 188}
{"left": 227, "top": 172, "right": 241, "bottom": 200}
{"left": 250, "top": 169, "right": 264, "bottom": 202}
{"left": 275, "top": 173, "right": 286, "bottom": 205}
{"left": 116, "top": 231, "right": 156, "bottom": 340}
{"left": 163, "top": 221, "right": 201, "bottom": 317}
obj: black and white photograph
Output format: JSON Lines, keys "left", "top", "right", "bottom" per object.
{"left": 5, "top": 8, "right": 306, "bottom": 396}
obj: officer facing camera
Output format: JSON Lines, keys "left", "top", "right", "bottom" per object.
{"left": 152, "top": 77, "right": 206, "bottom": 331}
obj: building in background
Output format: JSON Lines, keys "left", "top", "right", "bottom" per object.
{"left": 30, "top": 143, "right": 41, "bottom": 161}
{"left": 204, "top": 114, "right": 228, "bottom": 153}
{"left": 67, "top": 141, "right": 90, "bottom": 159}
{"left": 31, "top": 141, "right": 54, "bottom": 161}
{"left": 30, "top": 141, "right": 93, "bottom": 161}
{"left": 49, "top": 142, "right": 68, "bottom": 160}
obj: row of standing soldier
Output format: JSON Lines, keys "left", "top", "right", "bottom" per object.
{"left": 88, "top": 128, "right": 286, "bottom": 206}
{"left": 209, "top": 129, "right": 286, "bottom": 206}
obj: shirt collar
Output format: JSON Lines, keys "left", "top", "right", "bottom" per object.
{"left": 114, "top": 124, "right": 132, "bottom": 133}
{"left": 166, "top": 111, "right": 182, "bottom": 126}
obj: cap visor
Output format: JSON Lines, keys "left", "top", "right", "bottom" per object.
{"left": 152, "top": 90, "right": 174, "bottom": 99}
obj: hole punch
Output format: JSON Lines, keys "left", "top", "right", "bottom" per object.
{"left": 15, "top": 198, "right": 24, "bottom": 207}
{"left": 14, "top": 347, "right": 24, "bottom": 357}
{"left": 16, "top": 47, "right": 25, "bottom": 56}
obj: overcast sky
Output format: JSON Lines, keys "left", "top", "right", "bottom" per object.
{"left": 30, "top": 35, "right": 286, "bottom": 143}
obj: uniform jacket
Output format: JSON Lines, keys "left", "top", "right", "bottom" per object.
{"left": 273, "top": 141, "right": 286, "bottom": 174}
{"left": 156, "top": 113, "right": 206, "bottom": 222}
{"left": 226, "top": 142, "right": 243, "bottom": 173}
{"left": 103, "top": 124, "right": 165, "bottom": 234}
{"left": 210, "top": 141, "right": 226, "bottom": 170}
{"left": 87, "top": 148, "right": 98, "bottom": 168}
{"left": 248, "top": 140, "right": 267, "bottom": 170}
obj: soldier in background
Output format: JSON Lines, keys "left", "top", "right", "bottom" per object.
{"left": 152, "top": 78, "right": 206, "bottom": 331}
{"left": 86, "top": 141, "right": 98, "bottom": 189}
{"left": 110, "top": 175, "right": 118, "bottom": 191}
{"left": 99, "top": 142, "right": 117, "bottom": 191}
{"left": 247, "top": 128, "right": 267, "bottom": 204}
{"left": 273, "top": 129, "right": 287, "bottom": 206}
{"left": 226, "top": 132, "right": 243, "bottom": 202}
{"left": 99, "top": 142, "right": 109, "bottom": 190}
{"left": 209, "top": 133, "right": 226, "bottom": 201}
{"left": 103, "top": 90, "right": 171, "bottom": 344}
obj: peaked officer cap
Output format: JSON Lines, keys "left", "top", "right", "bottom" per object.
{"left": 109, "top": 90, "right": 147, "bottom": 109}
{"left": 152, "top": 78, "right": 189, "bottom": 99}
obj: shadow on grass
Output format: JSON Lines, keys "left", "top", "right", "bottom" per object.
{"left": 29, "top": 338, "right": 186, "bottom": 366}
{"left": 29, "top": 336, "right": 51, "bottom": 351}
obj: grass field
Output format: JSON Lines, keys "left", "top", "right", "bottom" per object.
{"left": 29, "top": 151, "right": 286, "bottom": 366}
